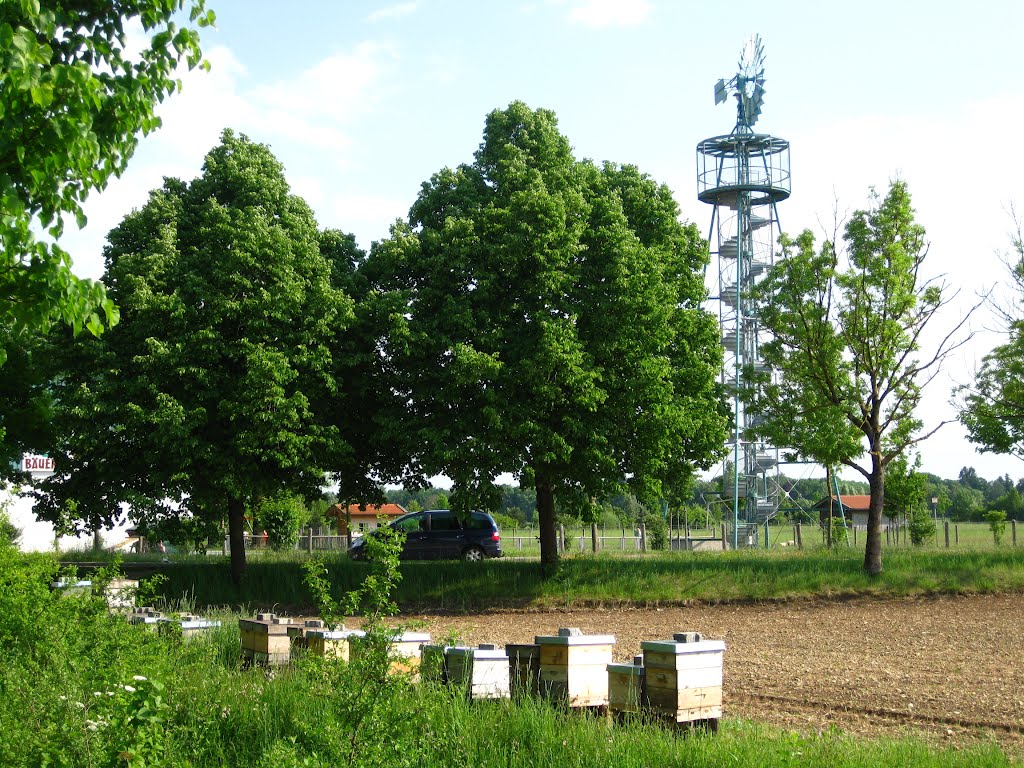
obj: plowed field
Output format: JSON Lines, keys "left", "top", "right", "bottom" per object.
{"left": 406, "top": 593, "right": 1024, "bottom": 752}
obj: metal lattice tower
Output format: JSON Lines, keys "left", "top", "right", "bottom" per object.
{"left": 696, "top": 35, "right": 790, "bottom": 548}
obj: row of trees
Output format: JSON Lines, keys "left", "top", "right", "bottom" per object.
{"left": 13, "top": 104, "right": 730, "bottom": 581}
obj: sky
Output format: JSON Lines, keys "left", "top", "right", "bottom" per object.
{"left": 55, "top": 0, "right": 1024, "bottom": 484}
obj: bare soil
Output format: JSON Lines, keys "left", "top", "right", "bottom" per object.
{"left": 404, "top": 593, "right": 1024, "bottom": 753}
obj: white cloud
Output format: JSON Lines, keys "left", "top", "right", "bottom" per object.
{"left": 561, "top": 0, "right": 652, "bottom": 28}
{"left": 367, "top": 2, "right": 420, "bottom": 22}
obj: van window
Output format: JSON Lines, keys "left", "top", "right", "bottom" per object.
{"left": 428, "top": 512, "right": 461, "bottom": 531}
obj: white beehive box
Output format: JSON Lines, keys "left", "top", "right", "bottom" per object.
{"left": 128, "top": 607, "right": 164, "bottom": 627}
{"left": 641, "top": 633, "right": 725, "bottom": 723}
{"left": 420, "top": 644, "right": 463, "bottom": 684}
{"left": 160, "top": 613, "right": 221, "bottom": 640}
{"left": 535, "top": 628, "right": 615, "bottom": 708}
{"left": 445, "top": 644, "right": 510, "bottom": 700}
{"left": 103, "top": 579, "right": 139, "bottom": 612}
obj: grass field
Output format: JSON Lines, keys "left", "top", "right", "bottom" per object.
{"left": 102, "top": 546, "right": 1024, "bottom": 612}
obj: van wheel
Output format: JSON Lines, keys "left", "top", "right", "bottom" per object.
{"left": 463, "top": 546, "right": 485, "bottom": 562}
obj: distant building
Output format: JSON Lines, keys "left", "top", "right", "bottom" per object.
{"left": 326, "top": 502, "right": 408, "bottom": 536}
{"left": 814, "top": 495, "right": 892, "bottom": 527}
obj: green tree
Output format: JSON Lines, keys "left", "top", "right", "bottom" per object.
{"left": 35, "top": 131, "right": 352, "bottom": 584}
{"left": 367, "top": 102, "right": 727, "bottom": 567}
{"left": 747, "top": 181, "right": 973, "bottom": 574}
{"left": 0, "top": 0, "right": 214, "bottom": 364}
{"left": 961, "top": 216, "right": 1024, "bottom": 461}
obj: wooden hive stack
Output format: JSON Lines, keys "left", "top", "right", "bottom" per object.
{"left": 607, "top": 655, "right": 645, "bottom": 720}
{"left": 445, "top": 644, "right": 510, "bottom": 700}
{"left": 239, "top": 613, "right": 300, "bottom": 666}
{"left": 305, "top": 626, "right": 365, "bottom": 660}
{"left": 641, "top": 632, "right": 725, "bottom": 728}
{"left": 506, "top": 643, "right": 541, "bottom": 698}
{"left": 287, "top": 619, "right": 326, "bottom": 651}
{"left": 535, "top": 628, "right": 615, "bottom": 708}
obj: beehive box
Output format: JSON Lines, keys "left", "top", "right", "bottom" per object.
{"left": 51, "top": 578, "right": 92, "bottom": 596}
{"left": 160, "top": 614, "right": 221, "bottom": 640}
{"left": 607, "top": 655, "right": 645, "bottom": 718}
{"left": 420, "top": 644, "right": 463, "bottom": 684}
{"left": 305, "top": 627, "right": 365, "bottom": 660}
{"left": 349, "top": 631, "right": 431, "bottom": 680}
{"left": 287, "top": 619, "right": 327, "bottom": 651}
{"left": 103, "top": 579, "right": 139, "bottom": 612}
{"left": 446, "top": 645, "right": 510, "bottom": 700}
{"left": 535, "top": 628, "right": 615, "bottom": 708}
{"left": 641, "top": 633, "right": 725, "bottom": 723}
{"left": 239, "top": 613, "right": 300, "bottom": 665}
{"left": 507, "top": 643, "right": 541, "bottom": 698}
{"left": 128, "top": 607, "right": 164, "bottom": 628}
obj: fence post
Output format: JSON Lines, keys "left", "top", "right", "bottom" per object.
{"left": 955, "top": 524, "right": 959, "bottom": 545}
{"left": 559, "top": 524, "right": 565, "bottom": 555}
{"left": 223, "top": 535, "right": 229, "bottom": 557}
{"left": 721, "top": 522, "right": 727, "bottom": 549}
{"left": 796, "top": 522, "right": 802, "bottom": 549}
{"left": 640, "top": 522, "right": 647, "bottom": 552}
{"left": 591, "top": 522, "right": 599, "bottom": 553}
{"left": 306, "top": 528, "right": 313, "bottom": 554}
{"left": 944, "top": 520, "right": 950, "bottom": 548}
{"left": 853, "top": 525, "right": 857, "bottom": 546}
{"left": 1013, "top": 520, "right": 1018, "bottom": 546}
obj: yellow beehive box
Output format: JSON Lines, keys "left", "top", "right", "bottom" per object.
{"left": 305, "top": 627, "right": 365, "bottom": 660}
{"left": 287, "top": 619, "right": 327, "bottom": 651}
{"left": 239, "top": 613, "right": 299, "bottom": 665}
{"left": 420, "top": 644, "right": 462, "bottom": 684}
{"left": 535, "top": 628, "right": 615, "bottom": 708}
{"left": 607, "top": 655, "right": 645, "bottom": 718}
{"left": 445, "top": 645, "right": 510, "bottom": 700}
{"left": 349, "top": 631, "right": 431, "bottom": 680}
{"left": 641, "top": 633, "right": 725, "bottom": 723}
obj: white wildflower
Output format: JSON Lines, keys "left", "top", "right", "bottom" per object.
{"left": 132, "top": 675, "right": 147, "bottom": 681}
{"left": 123, "top": 685, "right": 136, "bottom": 693}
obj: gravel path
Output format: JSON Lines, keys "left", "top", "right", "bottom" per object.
{"left": 404, "top": 593, "right": 1024, "bottom": 752}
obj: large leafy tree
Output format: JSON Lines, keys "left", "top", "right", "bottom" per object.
{"left": 1, "top": 0, "right": 214, "bottom": 362}
{"left": 367, "top": 102, "right": 727, "bottom": 566}
{"left": 747, "top": 181, "right": 973, "bottom": 574}
{"left": 960, "top": 216, "right": 1024, "bottom": 461}
{"left": 36, "top": 131, "right": 351, "bottom": 583}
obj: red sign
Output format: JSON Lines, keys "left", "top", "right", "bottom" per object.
{"left": 21, "top": 454, "right": 55, "bottom": 473}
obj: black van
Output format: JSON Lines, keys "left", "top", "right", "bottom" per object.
{"left": 348, "top": 509, "right": 503, "bottom": 561}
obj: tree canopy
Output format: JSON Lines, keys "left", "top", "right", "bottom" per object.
{"left": 367, "top": 101, "right": 728, "bottom": 565}
{"left": 0, "top": 0, "right": 213, "bottom": 365}
{"left": 747, "top": 181, "right": 972, "bottom": 574}
{"left": 35, "top": 131, "right": 353, "bottom": 582}
{"left": 960, "top": 216, "right": 1024, "bottom": 460}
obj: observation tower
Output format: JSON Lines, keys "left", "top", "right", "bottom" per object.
{"left": 696, "top": 35, "right": 790, "bottom": 547}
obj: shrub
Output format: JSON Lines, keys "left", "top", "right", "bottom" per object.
{"left": 985, "top": 510, "right": 1008, "bottom": 545}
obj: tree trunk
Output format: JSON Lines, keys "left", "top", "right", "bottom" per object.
{"left": 227, "top": 495, "right": 247, "bottom": 586}
{"left": 863, "top": 454, "right": 885, "bottom": 575}
{"left": 535, "top": 470, "right": 558, "bottom": 573}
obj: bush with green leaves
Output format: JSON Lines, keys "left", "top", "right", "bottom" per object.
{"left": 908, "top": 505, "right": 936, "bottom": 546}
{"left": 256, "top": 492, "right": 308, "bottom": 551}
{"left": 985, "top": 509, "right": 1008, "bottom": 545}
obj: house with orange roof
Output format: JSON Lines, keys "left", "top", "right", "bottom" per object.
{"left": 326, "top": 502, "right": 408, "bottom": 536}
{"left": 814, "top": 495, "right": 892, "bottom": 527}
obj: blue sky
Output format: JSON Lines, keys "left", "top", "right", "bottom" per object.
{"left": 60, "top": 0, "right": 1024, "bottom": 482}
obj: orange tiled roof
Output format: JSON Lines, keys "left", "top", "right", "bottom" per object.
{"left": 328, "top": 503, "right": 407, "bottom": 519}
{"left": 818, "top": 495, "right": 871, "bottom": 511}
